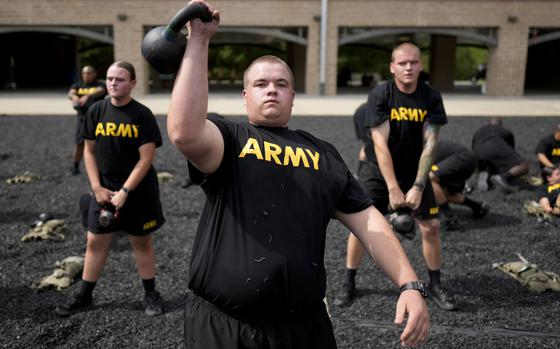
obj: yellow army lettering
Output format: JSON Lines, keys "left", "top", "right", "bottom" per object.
{"left": 547, "top": 184, "right": 560, "bottom": 193}
{"left": 552, "top": 148, "right": 560, "bottom": 156}
{"left": 238, "top": 138, "right": 320, "bottom": 170}
{"left": 143, "top": 220, "right": 157, "bottom": 230}
{"left": 95, "top": 122, "right": 139, "bottom": 138}
{"left": 77, "top": 87, "right": 99, "bottom": 95}
{"left": 390, "top": 108, "right": 427, "bottom": 122}
{"left": 429, "top": 207, "right": 439, "bottom": 215}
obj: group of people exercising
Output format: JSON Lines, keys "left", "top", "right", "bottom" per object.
{"left": 55, "top": 1, "right": 559, "bottom": 348}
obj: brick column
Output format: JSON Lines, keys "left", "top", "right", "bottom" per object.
{"left": 486, "top": 23, "right": 528, "bottom": 96}
{"left": 306, "top": 20, "right": 320, "bottom": 95}
{"left": 113, "top": 20, "right": 149, "bottom": 95}
{"left": 429, "top": 34, "right": 456, "bottom": 91}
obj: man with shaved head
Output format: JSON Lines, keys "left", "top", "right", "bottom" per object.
{"left": 335, "top": 42, "right": 458, "bottom": 311}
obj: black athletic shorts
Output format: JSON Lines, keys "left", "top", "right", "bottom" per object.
{"left": 358, "top": 163, "right": 439, "bottom": 220}
{"left": 86, "top": 174, "right": 165, "bottom": 236}
{"left": 183, "top": 292, "right": 337, "bottom": 349}
{"left": 431, "top": 151, "right": 477, "bottom": 194}
{"left": 473, "top": 139, "right": 524, "bottom": 174}
{"left": 75, "top": 114, "right": 85, "bottom": 144}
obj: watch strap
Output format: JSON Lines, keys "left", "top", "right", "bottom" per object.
{"left": 400, "top": 280, "right": 428, "bottom": 298}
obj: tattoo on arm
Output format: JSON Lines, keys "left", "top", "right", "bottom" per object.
{"left": 415, "top": 123, "right": 440, "bottom": 187}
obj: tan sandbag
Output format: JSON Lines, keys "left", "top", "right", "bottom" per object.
{"left": 6, "top": 171, "right": 41, "bottom": 184}
{"left": 523, "top": 200, "right": 553, "bottom": 221}
{"left": 21, "top": 219, "right": 66, "bottom": 242}
{"left": 493, "top": 254, "right": 560, "bottom": 293}
{"left": 32, "top": 256, "right": 84, "bottom": 291}
{"left": 526, "top": 176, "right": 543, "bottom": 187}
{"left": 157, "top": 171, "right": 174, "bottom": 183}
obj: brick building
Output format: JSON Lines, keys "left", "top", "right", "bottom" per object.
{"left": 1, "top": 0, "right": 559, "bottom": 96}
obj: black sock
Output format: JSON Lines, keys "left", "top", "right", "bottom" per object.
{"left": 440, "top": 203, "right": 453, "bottom": 217}
{"left": 345, "top": 268, "right": 357, "bottom": 285}
{"left": 78, "top": 280, "right": 96, "bottom": 298}
{"left": 428, "top": 269, "right": 441, "bottom": 288}
{"left": 142, "top": 278, "right": 156, "bottom": 294}
{"left": 463, "top": 197, "right": 482, "bottom": 211}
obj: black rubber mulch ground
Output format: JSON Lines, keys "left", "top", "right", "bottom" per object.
{"left": 1, "top": 114, "right": 560, "bottom": 349}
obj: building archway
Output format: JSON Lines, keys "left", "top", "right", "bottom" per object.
{"left": 0, "top": 26, "right": 113, "bottom": 91}
{"left": 336, "top": 27, "right": 495, "bottom": 94}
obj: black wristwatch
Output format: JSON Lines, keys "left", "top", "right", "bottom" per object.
{"left": 400, "top": 281, "right": 428, "bottom": 298}
{"left": 120, "top": 186, "right": 130, "bottom": 194}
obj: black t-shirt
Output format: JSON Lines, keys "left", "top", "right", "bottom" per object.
{"left": 535, "top": 134, "right": 560, "bottom": 167}
{"left": 187, "top": 116, "right": 372, "bottom": 315}
{"left": 82, "top": 99, "right": 162, "bottom": 178}
{"left": 364, "top": 80, "right": 447, "bottom": 183}
{"left": 70, "top": 80, "right": 106, "bottom": 112}
{"left": 435, "top": 140, "right": 471, "bottom": 163}
{"left": 353, "top": 102, "right": 369, "bottom": 142}
{"left": 537, "top": 183, "right": 560, "bottom": 207}
{"left": 472, "top": 124, "right": 515, "bottom": 149}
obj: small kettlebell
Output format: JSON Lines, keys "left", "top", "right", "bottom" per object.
{"left": 141, "top": 2, "right": 213, "bottom": 74}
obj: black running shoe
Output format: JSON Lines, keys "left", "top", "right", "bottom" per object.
{"left": 428, "top": 285, "right": 458, "bottom": 311}
{"left": 143, "top": 290, "right": 164, "bottom": 316}
{"left": 55, "top": 294, "right": 92, "bottom": 317}
{"left": 333, "top": 282, "right": 355, "bottom": 307}
{"left": 489, "top": 174, "right": 515, "bottom": 194}
{"left": 440, "top": 215, "right": 460, "bottom": 231}
{"left": 472, "top": 202, "right": 490, "bottom": 219}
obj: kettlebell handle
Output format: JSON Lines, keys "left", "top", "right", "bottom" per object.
{"left": 165, "top": 2, "right": 213, "bottom": 39}
{"left": 141, "top": 2, "right": 213, "bottom": 74}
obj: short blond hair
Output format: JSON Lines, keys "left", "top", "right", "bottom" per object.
{"left": 243, "top": 55, "right": 294, "bottom": 88}
{"left": 391, "top": 42, "right": 421, "bottom": 62}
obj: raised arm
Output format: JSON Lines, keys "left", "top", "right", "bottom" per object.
{"left": 335, "top": 207, "right": 429, "bottom": 347}
{"left": 406, "top": 122, "right": 440, "bottom": 209}
{"left": 371, "top": 120, "right": 405, "bottom": 209}
{"left": 167, "top": 1, "right": 223, "bottom": 174}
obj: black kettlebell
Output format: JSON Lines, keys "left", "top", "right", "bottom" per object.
{"left": 386, "top": 208, "right": 416, "bottom": 240}
{"left": 141, "top": 2, "right": 213, "bottom": 74}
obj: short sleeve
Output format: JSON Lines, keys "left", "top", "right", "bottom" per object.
{"left": 426, "top": 87, "right": 447, "bottom": 125}
{"left": 336, "top": 169, "right": 373, "bottom": 214}
{"left": 187, "top": 115, "right": 234, "bottom": 187}
{"left": 535, "top": 136, "right": 548, "bottom": 154}
{"left": 139, "top": 111, "right": 163, "bottom": 148}
{"left": 81, "top": 102, "right": 99, "bottom": 140}
{"left": 364, "top": 84, "right": 390, "bottom": 128}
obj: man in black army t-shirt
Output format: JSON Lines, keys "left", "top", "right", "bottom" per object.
{"left": 536, "top": 167, "right": 560, "bottom": 215}
{"left": 67, "top": 65, "right": 106, "bottom": 175}
{"left": 335, "top": 42, "right": 458, "bottom": 312}
{"left": 430, "top": 140, "right": 489, "bottom": 230}
{"left": 471, "top": 117, "right": 529, "bottom": 193}
{"left": 167, "top": 2, "right": 429, "bottom": 348}
{"left": 56, "top": 61, "right": 165, "bottom": 317}
{"left": 535, "top": 124, "right": 560, "bottom": 177}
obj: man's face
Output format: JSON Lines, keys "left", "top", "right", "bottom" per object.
{"left": 390, "top": 46, "right": 422, "bottom": 88}
{"left": 106, "top": 66, "right": 135, "bottom": 99}
{"left": 554, "top": 129, "right": 560, "bottom": 141}
{"left": 243, "top": 62, "right": 295, "bottom": 127}
{"left": 549, "top": 168, "right": 560, "bottom": 184}
{"left": 82, "top": 68, "right": 96, "bottom": 84}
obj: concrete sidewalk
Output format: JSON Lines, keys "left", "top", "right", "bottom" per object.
{"left": 1, "top": 92, "right": 560, "bottom": 117}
